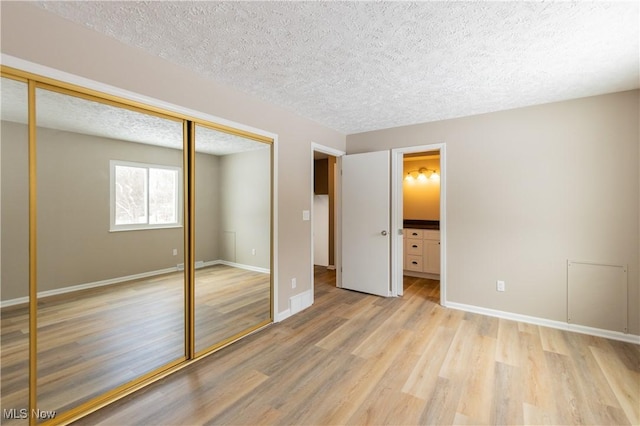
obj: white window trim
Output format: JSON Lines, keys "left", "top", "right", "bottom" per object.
{"left": 109, "top": 160, "right": 183, "bottom": 232}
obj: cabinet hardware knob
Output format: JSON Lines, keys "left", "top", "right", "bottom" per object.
{"left": 381, "top": 230, "right": 388, "bottom": 236}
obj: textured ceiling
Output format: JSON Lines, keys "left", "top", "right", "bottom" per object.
{"left": 32, "top": 1, "right": 640, "bottom": 134}
{"left": 0, "top": 78, "right": 268, "bottom": 156}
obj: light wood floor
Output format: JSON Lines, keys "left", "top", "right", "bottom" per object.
{"left": 0, "top": 265, "right": 270, "bottom": 422}
{"left": 71, "top": 267, "right": 639, "bottom": 425}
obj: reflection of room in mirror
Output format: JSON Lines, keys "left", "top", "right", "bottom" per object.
{"left": 32, "top": 86, "right": 187, "bottom": 416}
{"left": 1, "top": 77, "right": 29, "bottom": 122}
{"left": 0, "top": 79, "right": 273, "bottom": 422}
{"left": 44, "top": 88, "right": 184, "bottom": 149}
{"left": 0, "top": 76, "right": 30, "bottom": 425}
{"left": 195, "top": 124, "right": 269, "bottom": 155}
{"left": 194, "top": 123, "right": 271, "bottom": 353}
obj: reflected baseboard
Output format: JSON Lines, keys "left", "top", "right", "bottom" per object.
{"left": 0, "top": 267, "right": 178, "bottom": 308}
{"left": 213, "top": 260, "right": 270, "bottom": 274}
{"left": 0, "top": 259, "right": 270, "bottom": 308}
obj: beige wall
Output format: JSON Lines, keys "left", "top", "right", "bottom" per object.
{"left": 1, "top": 120, "right": 272, "bottom": 300}
{"left": 7, "top": 3, "right": 634, "bottom": 334}
{"left": 349, "top": 90, "right": 640, "bottom": 334}
{"left": 0, "top": 2, "right": 346, "bottom": 312}
{"left": 1, "top": 122, "right": 210, "bottom": 299}
{"left": 403, "top": 157, "right": 440, "bottom": 221}
{"left": 0, "top": 121, "right": 29, "bottom": 301}
{"left": 195, "top": 152, "right": 221, "bottom": 265}
{"left": 219, "top": 147, "right": 271, "bottom": 269}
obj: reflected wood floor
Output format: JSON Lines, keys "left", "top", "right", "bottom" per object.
{"left": 0, "top": 264, "right": 270, "bottom": 422}
{"left": 73, "top": 267, "right": 639, "bottom": 425}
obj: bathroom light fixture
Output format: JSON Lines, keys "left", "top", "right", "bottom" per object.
{"left": 405, "top": 167, "right": 439, "bottom": 182}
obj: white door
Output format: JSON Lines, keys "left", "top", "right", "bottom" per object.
{"left": 341, "top": 151, "right": 391, "bottom": 297}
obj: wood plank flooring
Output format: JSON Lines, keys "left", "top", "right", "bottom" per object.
{"left": 69, "top": 267, "right": 639, "bottom": 425}
{"left": 0, "top": 265, "right": 270, "bottom": 423}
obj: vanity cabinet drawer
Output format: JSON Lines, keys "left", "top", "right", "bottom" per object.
{"left": 406, "top": 239, "right": 423, "bottom": 255}
{"left": 405, "top": 229, "right": 423, "bottom": 239}
{"left": 403, "top": 227, "right": 440, "bottom": 275}
{"left": 406, "top": 255, "right": 423, "bottom": 272}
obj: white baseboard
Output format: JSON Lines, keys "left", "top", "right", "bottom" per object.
{"left": 290, "top": 289, "right": 313, "bottom": 316}
{"left": 274, "top": 308, "right": 291, "bottom": 322}
{"left": 404, "top": 270, "right": 440, "bottom": 280}
{"left": 0, "top": 267, "right": 179, "bottom": 308}
{"left": 177, "top": 260, "right": 206, "bottom": 270}
{"left": 446, "top": 301, "right": 640, "bottom": 345}
{"left": 214, "top": 260, "right": 270, "bottom": 274}
{"left": 274, "top": 289, "right": 314, "bottom": 322}
{"left": 1, "top": 259, "right": 270, "bottom": 308}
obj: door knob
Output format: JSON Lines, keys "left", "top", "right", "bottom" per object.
{"left": 381, "top": 230, "right": 388, "bottom": 236}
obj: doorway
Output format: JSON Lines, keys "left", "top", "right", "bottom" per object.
{"left": 392, "top": 144, "right": 446, "bottom": 305}
{"left": 400, "top": 151, "right": 441, "bottom": 298}
{"left": 310, "top": 143, "right": 344, "bottom": 298}
{"left": 313, "top": 152, "right": 336, "bottom": 269}
{"left": 310, "top": 143, "right": 445, "bottom": 305}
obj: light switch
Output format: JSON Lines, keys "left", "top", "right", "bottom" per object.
{"left": 302, "top": 210, "right": 310, "bottom": 221}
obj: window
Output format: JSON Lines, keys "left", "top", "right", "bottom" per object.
{"left": 110, "top": 160, "right": 182, "bottom": 231}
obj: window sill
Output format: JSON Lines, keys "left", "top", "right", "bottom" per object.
{"left": 109, "top": 225, "right": 183, "bottom": 233}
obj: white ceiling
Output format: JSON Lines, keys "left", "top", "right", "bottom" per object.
{"left": 32, "top": 1, "right": 640, "bottom": 135}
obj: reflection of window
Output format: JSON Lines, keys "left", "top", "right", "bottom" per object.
{"left": 110, "top": 160, "right": 182, "bottom": 231}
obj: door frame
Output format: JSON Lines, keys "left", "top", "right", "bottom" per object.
{"left": 391, "top": 143, "right": 447, "bottom": 305}
{"left": 310, "top": 143, "right": 345, "bottom": 300}
{"left": 312, "top": 142, "right": 446, "bottom": 304}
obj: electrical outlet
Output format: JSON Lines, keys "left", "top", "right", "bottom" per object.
{"left": 496, "top": 280, "right": 505, "bottom": 292}
{"left": 252, "top": 248, "right": 256, "bottom": 255}
{"left": 291, "top": 278, "right": 297, "bottom": 289}
{"left": 172, "top": 249, "right": 178, "bottom": 256}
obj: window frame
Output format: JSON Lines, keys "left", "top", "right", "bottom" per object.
{"left": 109, "top": 159, "right": 183, "bottom": 232}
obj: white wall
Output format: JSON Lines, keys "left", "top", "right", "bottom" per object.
{"left": 0, "top": 2, "right": 346, "bottom": 315}
{"left": 348, "top": 90, "right": 640, "bottom": 335}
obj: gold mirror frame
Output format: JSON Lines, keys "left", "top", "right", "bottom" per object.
{"left": 0, "top": 65, "right": 274, "bottom": 425}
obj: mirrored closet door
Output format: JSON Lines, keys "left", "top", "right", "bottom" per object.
{"left": 1, "top": 76, "right": 30, "bottom": 426}
{"left": 193, "top": 124, "right": 272, "bottom": 354}
{"left": 34, "top": 86, "right": 186, "bottom": 417}
{"left": 0, "top": 66, "right": 274, "bottom": 425}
